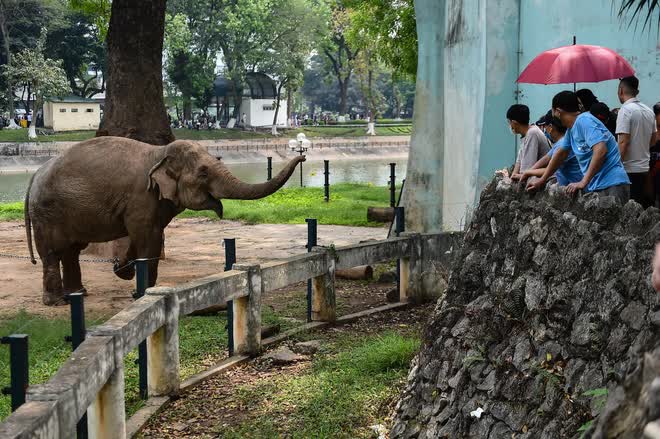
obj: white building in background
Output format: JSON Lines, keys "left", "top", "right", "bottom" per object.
{"left": 43, "top": 95, "right": 101, "bottom": 131}
{"left": 211, "top": 72, "right": 287, "bottom": 127}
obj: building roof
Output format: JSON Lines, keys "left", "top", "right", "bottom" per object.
{"left": 46, "top": 94, "right": 100, "bottom": 104}
{"left": 213, "top": 72, "right": 277, "bottom": 99}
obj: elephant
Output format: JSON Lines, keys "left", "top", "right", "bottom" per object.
{"left": 24, "top": 136, "right": 305, "bottom": 306}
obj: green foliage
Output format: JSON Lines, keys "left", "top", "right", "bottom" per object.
{"left": 177, "top": 183, "right": 394, "bottom": 227}
{"left": 67, "top": 0, "right": 111, "bottom": 39}
{"left": 46, "top": 9, "right": 106, "bottom": 98}
{"left": 577, "top": 388, "right": 609, "bottom": 437}
{"left": 344, "top": 0, "right": 417, "bottom": 78}
{"left": 2, "top": 29, "right": 70, "bottom": 130}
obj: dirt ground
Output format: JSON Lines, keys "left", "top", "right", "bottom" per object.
{"left": 0, "top": 219, "right": 387, "bottom": 318}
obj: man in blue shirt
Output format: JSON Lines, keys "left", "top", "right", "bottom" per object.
{"left": 520, "top": 112, "right": 583, "bottom": 186}
{"left": 527, "top": 91, "right": 631, "bottom": 203}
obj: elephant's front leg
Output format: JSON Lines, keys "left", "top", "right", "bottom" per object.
{"left": 41, "top": 251, "right": 65, "bottom": 306}
{"left": 113, "top": 237, "right": 137, "bottom": 281}
{"left": 62, "top": 245, "right": 86, "bottom": 296}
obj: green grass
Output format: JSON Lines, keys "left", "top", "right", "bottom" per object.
{"left": 178, "top": 183, "right": 393, "bottom": 227}
{"left": 0, "top": 129, "right": 97, "bottom": 143}
{"left": 221, "top": 331, "right": 420, "bottom": 438}
{"left": 0, "top": 310, "right": 237, "bottom": 420}
{"left": 0, "top": 125, "right": 410, "bottom": 143}
{"left": 0, "top": 303, "right": 312, "bottom": 421}
{"left": 0, "top": 202, "right": 23, "bottom": 221}
{"left": 0, "top": 310, "right": 107, "bottom": 420}
{"left": 1, "top": 184, "right": 393, "bottom": 226}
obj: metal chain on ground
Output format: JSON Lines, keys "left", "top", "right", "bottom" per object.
{"left": 0, "top": 252, "right": 118, "bottom": 264}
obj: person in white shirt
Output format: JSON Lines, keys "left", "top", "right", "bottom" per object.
{"left": 616, "top": 76, "right": 658, "bottom": 207}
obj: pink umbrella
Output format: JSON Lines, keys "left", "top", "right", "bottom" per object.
{"left": 516, "top": 44, "right": 635, "bottom": 84}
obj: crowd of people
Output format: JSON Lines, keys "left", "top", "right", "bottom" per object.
{"left": 508, "top": 75, "right": 658, "bottom": 206}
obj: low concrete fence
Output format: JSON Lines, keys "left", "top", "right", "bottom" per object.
{"left": 0, "top": 136, "right": 410, "bottom": 158}
{"left": 0, "top": 232, "right": 457, "bottom": 439}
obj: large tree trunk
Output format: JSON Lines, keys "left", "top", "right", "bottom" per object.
{"left": 97, "top": 0, "right": 173, "bottom": 145}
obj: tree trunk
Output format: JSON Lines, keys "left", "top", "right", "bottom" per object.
{"left": 339, "top": 78, "right": 349, "bottom": 115}
{"left": 286, "top": 88, "right": 293, "bottom": 127}
{"left": 183, "top": 95, "right": 192, "bottom": 120}
{"left": 97, "top": 0, "right": 173, "bottom": 145}
{"left": 28, "top": 94, "right": 40, "bottom": 139}
{"left": 272, "top": 82, "right": 284, "bottom": 135}
{"left": 0, "top": 13, "right": 17, "bottom": 128}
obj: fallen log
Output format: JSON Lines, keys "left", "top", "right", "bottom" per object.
{"left": 189, "top": 303, "right": 227, "bottom": 316}
{"left": 367, "top": 207, "right": 395, "bottom": 223}
{"left": 336, "top": 265, "right": 373, "bottom": 280}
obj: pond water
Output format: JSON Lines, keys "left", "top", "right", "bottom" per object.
{"left": 0, "top": 158, "right": 408, "bottom": 203}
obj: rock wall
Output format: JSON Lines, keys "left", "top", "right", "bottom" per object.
{"left": 391, "top": 175, "right": 660, "bottom": 438}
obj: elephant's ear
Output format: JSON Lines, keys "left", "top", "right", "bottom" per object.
{"left": 147, "top": 156, "right": 179, "bottom": 203}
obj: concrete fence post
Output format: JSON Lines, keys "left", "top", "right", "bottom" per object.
{"left": 231, "top": 264, "right": 262, "bottom": 356}
{"left": 310, "top": 248, "right": 337, "bottom": 322}
{"left": 87, "top": 364, "right": 126, "bottom": 439}
{"left": 145, "top": 287, "right": 180, "bottom": 396}
{"left": 399, "top": 233, "right": 422, "bottom": 303}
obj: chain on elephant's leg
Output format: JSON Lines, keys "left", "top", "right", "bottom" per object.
{"left": 113, "top": 238, "right": 137, "bottom": 281}
{"left": 42, "top": 251, "right": 65, "bottom": 306}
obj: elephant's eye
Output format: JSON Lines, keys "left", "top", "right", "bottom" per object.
{"left": 198, "top": 167, "right": 209, "bottom": 179}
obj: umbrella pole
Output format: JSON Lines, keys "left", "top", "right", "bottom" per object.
{"left": 573, "top": 36, "right": 577, "bottom": 92}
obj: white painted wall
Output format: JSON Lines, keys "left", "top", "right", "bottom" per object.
{"left": 241, "top": 98, "right": 288, "bottom": 127}
{"left": 43, "top": 102, "right": 101, "bottom": 131}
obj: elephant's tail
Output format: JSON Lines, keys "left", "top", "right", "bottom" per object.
{"left": 24, "top": 173, "right": 37, "bottom": 264}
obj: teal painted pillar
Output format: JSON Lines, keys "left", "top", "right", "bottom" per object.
{"left": 404, "top": 0, "right": 446, "bottom": 234}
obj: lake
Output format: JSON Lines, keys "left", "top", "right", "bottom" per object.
{"left": 0, "top": 158, "right": 408, "bottom": 203}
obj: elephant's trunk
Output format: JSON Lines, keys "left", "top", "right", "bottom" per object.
{"left": 212, "top": 156, "right": 305, "bottom": 200}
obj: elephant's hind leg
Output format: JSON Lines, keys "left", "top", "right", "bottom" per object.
{"left": 42, "top": 251, "right": 65, "bottom": 306}
{"left": 62, "top": 245, "right": 86, "bottom": 296}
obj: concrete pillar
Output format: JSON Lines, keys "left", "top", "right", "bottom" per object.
{"left": 311, "top": 248, "right": 337, "bottom": 322}
{"left": 87, "top": 365, "right": 126, "bottom": 439}
{"left": 232, "top": 264, "right": 262, "bottom": 356}
{"left": 146, "top": 288, "right": 180, "bottom": 396}
{"left": 404, "top": 0, "right": 446, "bottom": 233}
{"left": 400, "top": 233, "right": 423, "bottom": 303}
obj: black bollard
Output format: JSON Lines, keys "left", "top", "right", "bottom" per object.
{"left": 134, "top": 259, "right": 149, "bottom": 400}
{"left": 267, "top": 157, "right": 273, "bottom": 181}
{"left": 305, "top": 219, "right": 318, "bottom": 322}
{"left": 324, "top": 160, "right": 330, "bottom": 202}
{"left": 224, "top": 238, "right": 237, "bottom": 356}
{"left": 1, "top": 334, "right": 29, "bottom": 412}
{"left": 389, "top": 163, "right": 396, "bottom": 208}
{"left": 66, "top": 293, "right": 88, "bottom": 439}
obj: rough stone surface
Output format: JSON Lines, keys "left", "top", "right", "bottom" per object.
{"left": 292, "top": 340, "right": 322, "bottom": 355}
{"left": 391, "top": 176, "right": 660, "bottom": 438}
{"left": 262, "top": 347, "right": 305, "bottom": 365}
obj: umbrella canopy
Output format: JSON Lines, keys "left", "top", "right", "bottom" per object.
{"left": 516, "top": 44, "right": 635, "bottom": 84}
